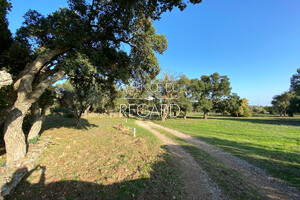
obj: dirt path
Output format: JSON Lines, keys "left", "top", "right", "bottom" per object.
{"left": 135, "top": 120, "right": 226, "bottom": 200}
{"left": 146, "top": 121, "right": 300, "bottom": 200}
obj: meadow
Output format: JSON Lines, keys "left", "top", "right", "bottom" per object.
{"left": 154, "top": 115, "right": 300, "bottom": 190}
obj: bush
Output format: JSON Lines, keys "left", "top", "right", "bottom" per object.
{"left": 238, "top": 98, "right": 252, "bottom": 117}
{"left": 28, "top": 135, "right": 40, "bottom": 144}
{"left": 50, "top": 107, "right": 75, "bottom": 118}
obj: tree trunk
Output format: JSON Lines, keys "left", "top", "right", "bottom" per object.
{"left": 4, "top": 47, "right": 68, "bottom": 163}
{"left": 161, "top": 114, "right": 166, "bottom": 121}
{"left": 27, "top": 102, "right": 46, "bottom": 141}
{"left": 161, "top": 108, "right": 168, "bottom": 121}
{"left": 203, "top": 112, "right": 208, "bottom": 119}
{"left": 0, "top": 70, "right": 13, "bottom": 88}
{"left": 83, "top": 105, "right": 91, "bottom": 117}
{"left": 4, "top": 69, "right": 65, "bottom": 163}
{"left": 76, "top": 113, "right": 82, "bottom": 127}
{"left": 183, "top": 112, "right": 187, "bottom": 120}
{"left": 4, "top": 101, "right": 32, "bottom": 163}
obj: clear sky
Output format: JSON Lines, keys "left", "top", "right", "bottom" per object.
{"left": 7, "top": 0, "right": 300, "bottom": 105}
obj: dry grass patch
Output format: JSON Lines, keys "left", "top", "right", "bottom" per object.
{"left": 8, "top": 116, "right": 185, "bottom": 199}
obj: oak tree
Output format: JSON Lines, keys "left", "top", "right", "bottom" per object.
{"left": 1, "top": 0, "right": 202, "bottom": 162}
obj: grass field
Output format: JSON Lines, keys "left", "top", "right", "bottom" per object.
{"left": 8, "top": 115, "right": 186, "bottom": 199}
{"left": 154, "top": 116, "right": 300, "bottom": 190}
{"left": 152, "top": 127, "right": 262, "bottom": 200}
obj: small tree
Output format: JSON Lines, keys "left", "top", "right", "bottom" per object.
{"left": 177, "top": 75, "right": 192, "bottom": 119}
{"left": 238, "top": 98, "right": 252, "bottom": 117}
{"left": 190, "top": 72, "right": 231, "bottom": 119}
{"left": 271, "top": 91, "right": 295, "bottom": 116}
{"left": 156, "top": 72, "right": 179, "bottom": 121}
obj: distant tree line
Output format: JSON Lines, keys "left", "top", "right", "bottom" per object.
{"left": 116, "top": 72, "right": 252, "bottom": 120}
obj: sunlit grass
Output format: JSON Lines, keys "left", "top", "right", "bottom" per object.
{"left": 154, "top": 116, "right": 300, "bottom": 190}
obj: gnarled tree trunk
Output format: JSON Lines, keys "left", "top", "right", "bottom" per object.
{"left": 4, "top": 48, "right": 66, "bottom": 163}
{"left": 4, "top": 99, "right": 32, "bottom": 162}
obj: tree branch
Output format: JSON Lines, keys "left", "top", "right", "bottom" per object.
{"left": 29, "top": 70, "right": 65, "bottom": 102}
{"left": 13, "top": 47, "right": 69, "bottom": 92}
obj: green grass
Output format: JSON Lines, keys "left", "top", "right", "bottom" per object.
{"left": 125, "top": 117, "right": 161, "bottom": 149}
{"left": 152, "top": 127, "right": 262, "bottom": 200}
{"left": 154, "top": 116, "right": 300, "bottom": 190}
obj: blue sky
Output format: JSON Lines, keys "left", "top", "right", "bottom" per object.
{"left": 7, "top": 0, "right": 300, "bottom": 105}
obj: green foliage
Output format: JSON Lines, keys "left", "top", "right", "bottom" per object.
{"left": 0, "top": 85, "right": 13, "bottom": 116}
{"left": 290, "top": 68, "right": 300, "bottom": 95}
{"left": 130, "top": 18, "right": 167, "bottom": 84}
{"left": 176, "top": 75, "right": 193, "bottom": 116}
{"left": 38, "top": 86, "right": 56, "bottom": 109}
{"left": 190, "top": 72, "right": 231, "bottom": 117}
{"left": 264, "top": 106, "right": 274, "bottom": 115}
{"left": 27, "top": 135, "right": 40, "bottom": 144}
{"left": 50, "top": 107, "right": 76, "bottom": 118}
{"left": 287, "top": 96, "right": 300, "bottom": 116}
{"left": 0, "top": 0, "right": 13, "bottom": 56}
{"left": 271, "top": 91, "right": 295, "bottom": 116}
{"left": 238, "top": 98, "right": 252, "bottom": 117}
{"left": 287, "top": 68, "right": 300, "bottom": 116}
{"left": 1, "top": 0, "right": 199, "bottom": 127}
{"left": 250, "top": 106, "right": 267, "bottom": 115}
{"left": 0, "top": 0, "right": 32, "bottom": 76}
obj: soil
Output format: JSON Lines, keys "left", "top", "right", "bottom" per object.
{"left": 135, "top": 120, "right": 227, "bottom": 200}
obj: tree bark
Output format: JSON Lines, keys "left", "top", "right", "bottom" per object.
{"left": 161, "top": 108, "right": 168, "bottom": 122}
{"left": 161, "top": 114, "right": 166, "bottom": 121}
{"left": 83, "top": 105, "right": 91, "bottom": 117}
{"left": 27, "top": 102, "right": 46, "bottom": 141}
{"left": 183, "top": 112, "right": 187, "bottom": 120}
{"left": 4, "top": 66, "right": 65, "bottom": 163}
{"left": 76, "top": 113, "right": 82, "bottom": 127}
{"left": 3, "top": 100, "right": 32, "bottom": 162}
{"left": 0, "top": 71, "right": 13, "bottom": 88}
{"left": 203, "top": 112, "right": 208, "bottom": 119}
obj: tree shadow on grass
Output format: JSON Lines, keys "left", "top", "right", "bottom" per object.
{"left": 0, "top": 115, "right": 98, "bottom": 157}
{"left": 209, "top": 117, "right": 300, "bottom": 127}
{"left": 4, "top": 152, "right": 184, "bottom": 200}
{"left": 41, "top": 115, "right": 98, "bottom": 131}
{"left": 193, "top": 135, "right": 300, "bottom": 190}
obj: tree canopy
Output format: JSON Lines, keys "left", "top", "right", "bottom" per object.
{"left": 0, "top": 0, "right": 203, "bottom": 163}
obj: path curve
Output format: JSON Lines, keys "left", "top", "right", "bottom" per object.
{"left": 135, "top": 120, "right": 226, "bottom": 200}
{"left": 146, "top": 121, "right": 300, "bottom": 200}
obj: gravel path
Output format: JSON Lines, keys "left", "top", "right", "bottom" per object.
{"left": 135, "top": 120, "right": 226, "bottom": 200}
{"left": 147, "top": 121, "right": 300, "bottom": 200}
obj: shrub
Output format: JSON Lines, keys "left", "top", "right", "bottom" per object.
{"left": 50, "top": 107, "right": 75, "bottom": 118}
